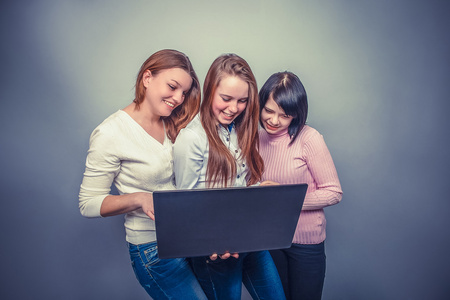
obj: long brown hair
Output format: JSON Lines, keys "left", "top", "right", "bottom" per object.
{"left": 200, "top": 53, "right": 264, "bottom": 187}
{"left": 134, "top": 49, "right": 200, "bottom": 142}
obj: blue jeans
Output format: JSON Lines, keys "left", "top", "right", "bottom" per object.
{"left": 190, "top": 250, "right": 286, "bottom": 300}
{"left": 128, "top": 242, "right": 207, "bottom": 300}
{"left": 270, "top": 242, "right": 326, "bottom": 300}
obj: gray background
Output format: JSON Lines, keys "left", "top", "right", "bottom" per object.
{"left": 1, "top": 0, "right": 449, "bottom": 299}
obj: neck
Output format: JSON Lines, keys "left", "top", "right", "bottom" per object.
{"left": 266, "top": 128, "right": 289, "bottom": 140}
{"left": 126, "top": 102, "right": 162, "bottom": 126}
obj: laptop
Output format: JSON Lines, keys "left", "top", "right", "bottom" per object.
{"left": 153, "top": 183, "right": 307, "bottom": 259}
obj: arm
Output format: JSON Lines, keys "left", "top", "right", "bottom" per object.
{"left": 100, "top": 193, "right": 154, "bottom": 220}
{"left": 78, "top": 126, "right": 154, "bottom": 219}
{"left": 301, "top": 132, "right": 343, "bottom": 210}
{"left": 173, "top": 128, "right": 205, "bottom": 189}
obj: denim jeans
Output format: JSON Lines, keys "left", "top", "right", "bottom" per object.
{"left": 128, "top": 242, "right": 207, "bottom": 300}
{"left": 190, "top": 250, "right": 286, "bottom": 300}
{"left": 270, "top": 242, "right": 326, "bottom": 300}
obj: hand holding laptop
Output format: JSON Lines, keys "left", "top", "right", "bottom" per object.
{"left": 140, "top": 193, "right": 155, "bottom": 220}
{"left": 210, "top": 252, "right": 240, "bottom": 261}
{"left": 260, "top": 180, "right": 280, "bottom": 186}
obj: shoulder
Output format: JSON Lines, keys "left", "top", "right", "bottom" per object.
{"left": 296, "top": 125, "right": 322, "bottom": 143}
{"left": 94, "top": 110, "right": 129, "bottom": 132}
{"left": 91, "top": 110, "right": 119, "bottom": 134}
{"left": 175, "top": 115, "right": 207, "bottom": 146}
{"left": 258, "top": 128, "right": 270, "bottom": 143}
{"left": 286, "top": 125, "right": 323, "bottom": 151}
{"left": 258, "top": 128, "right": 268, "bottom": 138}
{"left": 295, "top": 125, "right": 331, "bottom": 157}
{"left": 89, "top": 110, "right": 130, "bottom": 144}
{"left": 185, "top": 114, "right": 203, "bottom": 131}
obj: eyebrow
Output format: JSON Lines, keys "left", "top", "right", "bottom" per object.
{"left": 171, "top": 79, "right": 190, "bottom": 92}
{"left": 220, "top": 93, "right": 248, "bottom": 101}
{"left": 170, "top": 79, "right": 181, "bottom": 87}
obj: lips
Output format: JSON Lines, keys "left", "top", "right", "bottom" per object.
{"left": 164, "top": 100, "right": 175, "bottom": 109}
{"left": 222, "top": 111, "right": 235, "bottom": 120}
{"left": 265, "top": 122, "right": 279, "bottom": 131}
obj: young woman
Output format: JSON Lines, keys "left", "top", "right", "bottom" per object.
{"left": 173, "top": 54, "right": 286, "bottom": 300}
{"left": 258, "top": 71, "right": 343, "bottom": 300}
{"left": 79, "top": 49, "right": 207, "bottom": 299}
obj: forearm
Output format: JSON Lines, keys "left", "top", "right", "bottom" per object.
{"left": 302, "top": 188, "right": 342, "bottom": 210}
{"left": 301, "top": 132, "right": 343, "bottom": 210}
{"left": 100, "top": 192, "right": 154, "bottom": 219}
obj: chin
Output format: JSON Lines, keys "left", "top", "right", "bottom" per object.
{"left": 264, "top": 125, "right": 277, "bottom": 133}
{"left": 161, "top": 110, "right": 173, "bottom": 117}
{"left": 220, "top": 118, "right": 233, "bottom": 125}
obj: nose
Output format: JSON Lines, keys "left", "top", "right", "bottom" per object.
{"left": 271, "top": 114, "right": 280, "bottom": 125}
{"left": 173, "top": 90, "right": 185, "bottom": 103}
{"left": 228, "top": 100, "right": 238, "bottom": 113}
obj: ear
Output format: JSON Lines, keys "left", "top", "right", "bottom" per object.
{"left": 142, "top": 70, "right": 153, "bottom": 88}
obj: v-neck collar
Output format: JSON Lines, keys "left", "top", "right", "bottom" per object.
{"left": 119, "top": 110, "right": 169, "bottom": 147}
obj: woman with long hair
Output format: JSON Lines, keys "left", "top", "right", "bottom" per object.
{"left": 79, "top": 49, "right": 207, "bottom": 299}
{"left": 173, "top": 53, "right": 285, "bottom": 300}
{"left": 258, "top": 71, "right": 343, "bottom": 299}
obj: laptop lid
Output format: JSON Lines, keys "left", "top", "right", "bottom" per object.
{"left": 153, "top": 183, "right": 307, "bottom": 259}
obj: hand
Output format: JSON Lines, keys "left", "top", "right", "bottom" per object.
{"left": 209, "top": 252, "right": 239, "bottom": 261}
{"left": 100, "top": 192, "right": 154, "bottom": 218}
{"left": 260, "top": 180, "right": 280, "bottom": 186}
{"left": 138, "top": 192, "right": 155, "bottom": 220}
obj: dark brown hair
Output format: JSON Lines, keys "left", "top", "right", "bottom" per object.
{"left": 134, "top": 49, "right": 200, "bottom": 142}
{"left": 200, "top": 53, "right": 264, "bottom": 187}
{"left": 259, "top": 71, "right": 308, "bottom": 145}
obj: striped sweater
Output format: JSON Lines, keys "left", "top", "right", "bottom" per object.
{"left": 259, "top": 125, "right": 343, "bottom": 244}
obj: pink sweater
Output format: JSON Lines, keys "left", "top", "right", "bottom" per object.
{"left": 259, "top": 125, "right": 343, "bottom": 244}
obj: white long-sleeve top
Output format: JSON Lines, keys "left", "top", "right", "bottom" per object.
{"left": 173, "top": 115, "right": 248, "bottom": 189}
{"left": 79, "top": 110, "right": 175, "bottom": 244}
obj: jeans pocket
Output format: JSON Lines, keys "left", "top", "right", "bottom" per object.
{"left": 143, "top": 244, "right": 160, "bottom": 267}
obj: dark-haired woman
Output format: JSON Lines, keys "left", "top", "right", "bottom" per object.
{"left": 173, "top": 54, "right": 285, "bottom": 300}
{"left": 258, "top": 71, "right": 343, "bottom": 300}
{"left": 79, "top": 49, "right": 207, "bottom": 299}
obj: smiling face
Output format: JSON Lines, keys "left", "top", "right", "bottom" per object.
{"left": 261, "top": 95, "right": 294, "bottom": 135}
{"left": 211, "top": 75, "right": 249, "bottom": 126}
{"left": 143, "top": 67, "right": 193, "bottom": 117}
